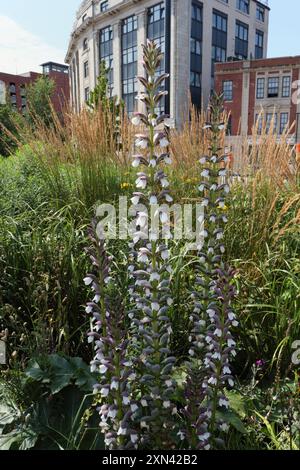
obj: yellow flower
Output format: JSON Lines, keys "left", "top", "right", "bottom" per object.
{"left": 218, "top": 204, "right": 229, "bottom": 211}
{"left": 121, "top": 182, "right": 131, "bottom": 190}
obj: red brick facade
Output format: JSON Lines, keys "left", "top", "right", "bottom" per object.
{"left": 215, "top": 56, "right": 300, "bottom": 142}
{"left": 0, "top": 65, "right": 70, "bottom": 115}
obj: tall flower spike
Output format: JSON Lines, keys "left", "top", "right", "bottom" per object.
{"left": 128, "top": 40, "right": 177, "bottom": 448}
{"left": 187, "top": 93, "right": 237, "bottom": 449}
{"left": 85, "top": 220, "right": 135, "bottom": 449}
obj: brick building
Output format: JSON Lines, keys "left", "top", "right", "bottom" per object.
{"left": 215, "top": 56, "right": 300, "bottom": 144}
{"left": 0, "top": 62, "right": 70, "bottom": 115}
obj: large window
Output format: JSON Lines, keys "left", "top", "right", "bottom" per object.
{"left": 83, "top": 38, "right": 88, "bottom": 51}
{"left": 223, "top": 80, "right": 233, "bottom": 101}
{"left": 100, "top": 26, "right": 113, "bottom": 93}
{"left": 282, "top": 76, "right": 291, "bottom": 98}
{"left": 256, "top": 5, "right": 265, "bottom": 22}
{"left": 100, "top": 1, "right": 108, "bottom": 12}
{"left": 256, "top": 77, "right": 265, "bottom": 99}
{"left": 121, "top": 16, "right": 138, "bottom": 114}
{"left": 266, "top": 113, "right": 277, "bottom": 132}
{"left": 280, "top": 113, "right": 289, "bottom": 134}
{"left": 255, "top": 30, "right": 264, "bottom": 59}
{"left": 191, "top": 2, "right": 203, "bottom": 108}
{"left": 84, "top": 60, "right": 89, "bottom": 78}
{"left": 84, "top": 87, "right": 90, "bottom": 102}
{"left": 213, "top": 10, "right": 227, "bottom": 32}
{"left": 235, "top": 21, "right": 248, "bottom": 59}
{"left": 267, "top": 77, "right": 279, "bottom": 98}
{"left": 147, "top": 2, "right": 165, "bottom": 114}
{"left": 212, "top": 10, "right": 227, "bottom": 78}
{"left": 236, "top": 0, "right": 249, "bottom": 14}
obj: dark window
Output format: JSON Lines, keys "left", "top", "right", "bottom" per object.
{"left": 213, "top": 10, "right": 227, "bottom": 32}
{"left": 223, "top": 80, "right": 233, "bottom": 101}
{"left": 280, "top": 113, "right": 289, "bottom": 133}
{"left": 100, "top": 1, "right": 108, "bottom": 12}
{"left": 256, "top": 77, "right": 265, "bottom": 99}
{"left": 20, "top": 85, "right": 26, "bottom": 97}
{"left": 83, "top": 38, "right": 88, "bottom": 51}
{"left": 9, "top": 83, "right": 16, "bottom": 93}
{"left": 122, "top": 16, "right": 138, "bottom": 114}
{"left": 255, "top": 30, "right": 264, "bottom": 59}
{"left": 227, "top": 115, "right": 232, "bottom": 136}
{"left": 192, "top": 3, "right": 202, "bottom": 21}
{"left": 256, "top": 5, "right": 265, "bottom": 22}
{"left": 190, "top": 71, "right": 201, "bottom": 88}
{"left": 191, "top": 2, "right": 203, "bottom": 108}
{"left": 282, "top": 76, "right": 291, "bottom": 98}
{"left": 236, "top": 0, "right": 249, "bottom": 14}
{"left": 268, "top": 77, "right": 279, "bottom": 98}
{"left": 212, "top": 10, "right": 227, "bottom": 78}
{"left": 84, "top": 87, "right": 90, "bottom": 102}
{"left": 82, "top": 14, "right": 87, "bottom": 22}
{"left": 147, "top": 3, "right": 166, "bottom": 114}
{"left": 212, "top": 46, "right": 226, "bottom": 62}
{"left": 100, "top": 26, "right": 114, "bottom": 92}
{"left": 235, "top": 21, "right": 248, "bottom": 59}
{"left": 84, "top": 60, "right": 89, "bottom": 78}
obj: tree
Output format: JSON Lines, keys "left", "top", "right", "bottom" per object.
{"left": 87, "top": 61, "right": 124, "bottom": 150}
{"left": 26, "top": 76, "right": 55, "bottom": 126}
{"left": 87, "top": 61, "right": 111, "bottom": 111}
{"left": 0, "top": 104, "right": 20, "bottom": 157}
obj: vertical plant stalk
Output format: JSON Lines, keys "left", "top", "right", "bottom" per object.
{"left": 128, "top": 40, "right": 177, "bottom": 448}
{"left": 186, "top": 94, "right": 238, "bottom": 449}
{"left": 84, "top": 220, "right": 135, "bottom": 449}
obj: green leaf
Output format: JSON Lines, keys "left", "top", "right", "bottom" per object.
{"left": 0, "top": 403, "right": 20, "bottom": 428}
{"left": 217, "top": 410, "right": 247, "bottom": 434}
{"left": 0, "top": 432, "right": 21, "bottom": 450}
{"left": 25, "top": 360, "right": 49, "bottom": 383}
{"left": 47, "top": 355, "right": 74, "bottom": 394}
{"left": 226, "top": 391, "right": 247, "bottom": 419}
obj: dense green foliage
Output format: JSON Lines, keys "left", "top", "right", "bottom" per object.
{"left": 0, "top": 146, "right": 299, "bottom": 449}
{"left": 26, "top": 76, "right": 56, "bottom": 127}
{"left": 0, "top": 104, "right": 21, "bottom": 157}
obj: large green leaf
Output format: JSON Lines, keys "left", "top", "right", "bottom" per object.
{"left": 217, "top": 409, "right": 247, "bottom": 434}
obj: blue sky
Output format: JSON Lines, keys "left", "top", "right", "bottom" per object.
{"left": 0, "top": 0, "right": 299, "bottom": 73}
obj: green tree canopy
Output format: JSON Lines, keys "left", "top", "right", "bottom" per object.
{"left": 26, "top": 76, "right": 55, "bottom": 126}
{"left": 0, "top": 104, "right": 21, "bottom": 157}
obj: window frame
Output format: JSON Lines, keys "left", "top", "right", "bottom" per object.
{"left": 223, "top": 80, "right": 233, "bottom": 101}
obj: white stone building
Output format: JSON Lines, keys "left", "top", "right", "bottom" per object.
{"left": 66, "top": 0, "right": 270, "bottom": 125}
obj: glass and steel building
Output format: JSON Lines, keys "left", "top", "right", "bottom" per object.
{"left": 66, "top": 0, "right": 270, "bottom": 126}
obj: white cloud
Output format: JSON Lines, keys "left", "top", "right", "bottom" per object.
{"left": 0, "top": 15, "right": 66, "bottom": 74}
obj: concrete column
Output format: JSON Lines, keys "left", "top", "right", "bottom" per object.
{"left": 170, "top": 0, "right": 176, "bottom": 124}
{"left": 174, "top": 0, "right": 191, "bottom": 126}
{"left": 92, "top": 29, "right": 98, "bottom": 89}
{"left": 113, "top": 21, "right": 122, "bottom": 100}
{"left": 241, "top": 61, "right": 250, "bottom": 135}
{"left": 201, "top": 0, "right": 213, "bottom": 110}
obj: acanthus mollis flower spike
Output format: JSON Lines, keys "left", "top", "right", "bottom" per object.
{"left": 186, "top": 94, "right": 237, "bottom": 449}
{"left": 84, "top": 220, "right": 136, "bottom": 450}
{"left": 201, "top": 266, "right": 238, "bottom": 449}
{"left": 128, "top": 40, "right": 177, "bottom": 447}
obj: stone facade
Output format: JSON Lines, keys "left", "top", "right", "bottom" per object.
{"left": 66, "top": 0, "right": 270, "bottom": 126}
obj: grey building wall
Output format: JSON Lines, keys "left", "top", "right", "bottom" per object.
{"left": 66, "top": 0, "right": 270, "bottom": 126}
